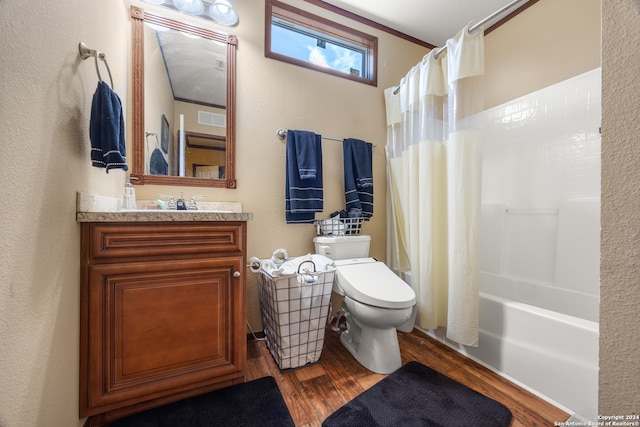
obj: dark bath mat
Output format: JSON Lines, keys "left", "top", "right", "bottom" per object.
{"left": 322, "top": 361, "right": 512, "bottom": 427}
{"left": 109, "top": 376, "right": 294, "bottom": 427}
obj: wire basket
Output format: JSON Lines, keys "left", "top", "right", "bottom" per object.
{"left": 314, "top": 217, "right": 365, "bottom": 236}
{"left": 256, "top": 261, "right": 335, "bottom": 370}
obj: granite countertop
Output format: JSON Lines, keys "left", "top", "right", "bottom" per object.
{"left": 76, "top": 192, "right": 253, "bottom": 222}
{"left": 76, "top": 211, "right": 253, "bottom": 222}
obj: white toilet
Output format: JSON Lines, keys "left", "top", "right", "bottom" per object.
{"left": 314, "top": 235, "right": 416, "bottom": 374}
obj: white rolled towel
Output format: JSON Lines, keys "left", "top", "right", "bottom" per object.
{"left": 271, "top": 248, "right": 289, "bottom": 265}
{"left": 260, "top": 253, "right": 336, "bottom": 278}
{"left": 261, "top": 259, "right": 279, "bottom": 275}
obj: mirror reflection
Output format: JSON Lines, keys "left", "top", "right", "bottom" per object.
{"left": 130, "top": 6, "right": 237, "bottom": 188}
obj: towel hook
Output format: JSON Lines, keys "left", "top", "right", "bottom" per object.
{"left": 145, "top": 130, "right": 160, "bottom": 147}
{"left": 78, "top": 42, "right": 114, "bottom": 88}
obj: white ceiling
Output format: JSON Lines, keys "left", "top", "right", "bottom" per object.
{"left": 319, "top": 0, "right": 528, "bottom": 46}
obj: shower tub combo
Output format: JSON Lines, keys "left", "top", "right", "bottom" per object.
{"left": 432, "top": 70, "right": 601, "bottom": 422}
{"left": 443, "top": 200, "right": 600, "bottom": 422}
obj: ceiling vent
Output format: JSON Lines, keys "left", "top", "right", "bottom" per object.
{"left": 198, "top": 111, "right": 226, "bottom": 128}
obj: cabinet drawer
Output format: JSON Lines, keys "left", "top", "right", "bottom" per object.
{"left": 85, "top": 222, "right": 244, "bottom": 260}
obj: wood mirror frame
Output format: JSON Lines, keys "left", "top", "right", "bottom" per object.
{"left": 130, "top": 6, "right": 237, "bottom": 188}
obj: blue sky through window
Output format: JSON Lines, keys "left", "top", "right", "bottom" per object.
{"left": 271, "top": 24, "right": 364, "bottom": 77}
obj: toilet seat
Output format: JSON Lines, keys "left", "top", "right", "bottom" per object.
{"left": 334, "top": 259, "right": 416, "bottom": 309}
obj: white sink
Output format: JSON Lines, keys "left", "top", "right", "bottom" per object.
{"left": 76, "top": 192, "right": 242, "bottom": 214}
{"left": 119, "top": 209, "right": 233, "bottom": 213}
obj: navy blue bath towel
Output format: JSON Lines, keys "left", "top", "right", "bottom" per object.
{"left": 285, "top": 130, "right": 323, "bottom": 224}
{"left": 90, "top": 81, "right": 128, "bottom": 173}
{"left": 343, "top": 138, "right": 373, "bottom": 219}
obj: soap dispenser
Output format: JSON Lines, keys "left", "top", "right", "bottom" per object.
{"left": 176, "top": 192, "right": 187, "bottom": 210}
{"left": 122, "top": 178, "right": 137, "bottom": 210}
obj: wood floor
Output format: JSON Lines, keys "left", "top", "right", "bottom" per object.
{"left": 246, "top": 327, "right": 570, "bottom": 427}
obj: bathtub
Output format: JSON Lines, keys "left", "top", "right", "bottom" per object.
{"left": 458, "top": 292, "right": 599, "bottom": 421}
{"left": 441, "top": 199, "right": 600, "bottom": 420}
{"left": 406, "top": 200, "right": 601, "bottom": 418}
{"left": 417, "top": 281, "right": 599, "bottom": 421}
{"left": 427, "top": 291, "right": 599, "bottom": 421}
{"left": 442, "top": 71, "right": 600, "bottom": 421}
{"left": 479, "top": 271, "right": 599, "bottom": 323}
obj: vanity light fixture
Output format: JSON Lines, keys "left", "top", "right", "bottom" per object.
{"left": 209, "top": 0, "right": 238, "bottom": 26}
{"left": 141, "top": 0, "right": 239, "bottom": 26}
{"left": 173, "top": 0, "right": 205, "bottom": 16}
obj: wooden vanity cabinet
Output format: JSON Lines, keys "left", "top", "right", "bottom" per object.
{"left": 79, "top": 221, "right": 247, "bottom": 425}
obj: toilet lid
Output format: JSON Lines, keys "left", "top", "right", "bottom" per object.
{"left": 335, "top": 261, "right": 416, "bottom": 309}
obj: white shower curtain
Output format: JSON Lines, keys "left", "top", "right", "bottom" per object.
{"left": 384, "top": 26, "right": 484, "bottom": 346}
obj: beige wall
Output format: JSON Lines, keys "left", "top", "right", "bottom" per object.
{"left": 131, "top": 0, "right": 429, "bottom": 334}
{"left": 485, "top": 0, "right": 601, "bottom": 108}
{"left": 0, "top": 1, "right": 130, "bottom": 426}
{"left": 144, "top": 23, "right": 175, "bottom": 139}
{"left": 3, "top": 0, "right": 634, "bottom": 425}
{"left": 144, "top": 24, "right": 174, "bottom": 173}
{"left": 174, "top": 101, "right": 226, "bottom": 137}
{"left": 600, "top": 0, "right": 640, "bottom": 415}
{"left": 0, "top": 1, "right": 425, "bottom": 425}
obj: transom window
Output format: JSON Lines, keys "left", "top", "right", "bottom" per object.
{"left": 265, "top": 0, "right": 378, "bottom": 86}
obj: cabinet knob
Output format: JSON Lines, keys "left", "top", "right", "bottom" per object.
{"left": 233, "top": 271, "right": 241, "bottom": 278}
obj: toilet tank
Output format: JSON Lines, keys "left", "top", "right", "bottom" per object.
{"left": 313, "top": 235, "right": 371, "bottom": 260}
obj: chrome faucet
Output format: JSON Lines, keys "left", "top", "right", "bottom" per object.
{"left": 158, "top": 193, "right": 205, "bottom": 210}
{"left": 158, "top": 194, "right": 177, "bottom": 210}
{"left": 188, "top": 195, "right": 205, "bottom": 210}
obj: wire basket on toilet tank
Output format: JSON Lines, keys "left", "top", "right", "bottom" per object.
{"left": 314, "top": 216, "right": 364, "bottom": 236}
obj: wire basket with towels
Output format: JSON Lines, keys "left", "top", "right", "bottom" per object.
{"left": 314, "top": 217, "right": 364, "bottom": 236}
{"left": 314, "top": 208, "right": 366, "bottom": 236}
{"left": 251, "top": 253, "right": 335, "bottom": 370}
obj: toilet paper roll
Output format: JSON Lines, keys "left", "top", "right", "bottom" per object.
{"left": 248, "top": 256, "right": 262, "bottom": 273}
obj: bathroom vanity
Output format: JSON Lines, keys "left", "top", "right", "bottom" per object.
{"left": 77, "top": 210, "right": 252, "bottom": 425}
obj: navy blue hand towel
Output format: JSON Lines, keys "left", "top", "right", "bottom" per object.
{"left": 343, "top": 138, "right": 373, "bottom": 219}
{"left": 150, "top": 147, "right": 168, "bottom": 175}
{"left": 286, "top": 130, "right": 323, "bottom": 224}
{"left": 90, "top": 81, "right": 128, "bottom": 173}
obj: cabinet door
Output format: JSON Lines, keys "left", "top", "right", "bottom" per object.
{"left": 83, "top": 256, "right": 245, "bottom": 416}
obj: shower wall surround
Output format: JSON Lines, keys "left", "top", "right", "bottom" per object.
{"left": 471, "top": 68, "right": 601, "bottom": 420}
{"left": 483, "top": 68, "right": 601, "bottom": 209}
{"left": 480, "top": 68, "right": 601, "bottom": 323}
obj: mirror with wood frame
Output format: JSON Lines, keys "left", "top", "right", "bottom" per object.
{"left": 130, "top": 6, "right": 237, "bottom": 188}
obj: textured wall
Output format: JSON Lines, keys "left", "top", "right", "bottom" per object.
{"left": 600, "top": 0, "right": 640, "bottom": 415}
{"left": 0, "top": 1, "right": 130, "bottom": 426}
{"left": 0, "top": 1, "right": 428, "bottom": 424}
{"left": 0, "top": 0, "right": 613, "bottom": 425}
{"left": 131, "top": 0, "right": 429, "bottom": 332}
{"left": 484, "top": 0, "right": 600, "bottom": 108}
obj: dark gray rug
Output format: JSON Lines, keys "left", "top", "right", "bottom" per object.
{"left": 109, "top": 376, "right": 294, "bottom": 427}
{"left": 322, "top": 361, "right": 513, "bottom": 427}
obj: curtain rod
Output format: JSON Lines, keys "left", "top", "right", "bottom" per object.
{"left": 391, "top": 0, "right": 529, "bottom": 95}
{"left": 432, "top": 0, "right": 529, "bottom": 60}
